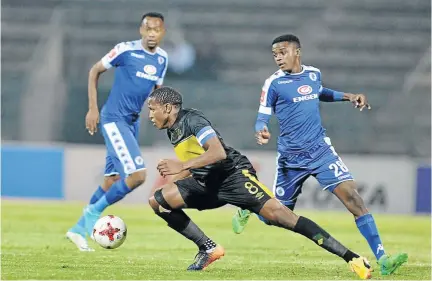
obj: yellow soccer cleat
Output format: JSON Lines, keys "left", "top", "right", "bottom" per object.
{"left": 349, "top": 256, "right": 372, "bottom": 280}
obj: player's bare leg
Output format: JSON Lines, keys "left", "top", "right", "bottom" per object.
{"left": 258, "top": 198, "right": 372, "bottom": 279}
{"left": 66, "top": 175, "right": 120, "bottom": 251}
{"left": 83, "top": 169, "right": 147, "bottom": 238}
{"left": 334, "top": 181, "right": 408, "bottom": 275}
{"left": 149, "top": 183, "right": 224, "bottom": 271}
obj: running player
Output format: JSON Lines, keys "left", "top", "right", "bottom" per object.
{"left": 146, "top": 86, "right": 372, "bottom": 279}
{"left": 66, "top": 12, "right": 168, "bottom": 251}
{"left": 231, "top": 34, "right": 407, "bottom": 275}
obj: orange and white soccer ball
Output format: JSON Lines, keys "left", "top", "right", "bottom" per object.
{"left": 92, "top": 215, "right": 127, "bottom": 249}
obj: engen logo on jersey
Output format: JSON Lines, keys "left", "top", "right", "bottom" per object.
{"left": 294, "top": 85, "right": 317, "bottom": 103}
{"left": 297, "top": 85, "right": 313, "bottom": 95}
{"left": 136, "top": 64, "right": 159, "bottom": 81}
{"left": 144, "top": 65, "right": 157, "bottom": 75}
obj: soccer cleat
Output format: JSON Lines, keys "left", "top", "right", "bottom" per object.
{"left": 378, "top": 253, "right": 408, "bottom": 275}
{"left": 232, "top": 208, "right": 251, "bottom": 234}
{"left": 349, "top": 256, "right": 372, "bottom": 280}
{"left": 66, "top": 230, "right": 94, "bottom": 252}
{"left": 187, "top": 245, "right": 225, "bottom": 271}
{"left": 82, "top": 206, "right": 102, "bottom": 239}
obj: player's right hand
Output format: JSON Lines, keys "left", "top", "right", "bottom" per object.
{"left": 256, "top": 127, "right": 271, "bottom": 145}
{"left": 85, "top": 108, "right": 99, "bottom": 135}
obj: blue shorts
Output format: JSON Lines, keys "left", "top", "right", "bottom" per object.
{"left": 100, "top": 119, "right": 145, "bottom": 178}
{"left": 274, "top": 137, "right": 354, "bottom": 207}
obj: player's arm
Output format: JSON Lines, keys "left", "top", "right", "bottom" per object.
{"left": 86, "top": 61, "right": 107, "bottom": 135}
{"left": 157, "top": 122, "right": 226, "bottom": 175}
{"left": 319, "top": 87, "right": 371, "bottom": 111}
{"left": 86, "top": 43, "right": 127, "bottom": 135}
{"left": 255, "top": 79, "right": 277, "bottom": 145}
{"left": 182, "top": 136, "right": 226, "bottom": 171}
{"left": 171, "top": 169, "right": 192, "bottom": 181}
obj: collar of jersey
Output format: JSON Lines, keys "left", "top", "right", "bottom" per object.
{"left": 135, "top": 39, "right": 158, "bottom": 55}
{"left": 283, "top": 65, "right": 305, "bottom": 76}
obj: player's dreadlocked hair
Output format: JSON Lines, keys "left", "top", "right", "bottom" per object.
{"left": 141, "top": 12, "right": 164, "bottom": 24}
{"left": 149, "top": 87, "right": 183, "bottom": 108}
{"left": 272, "top": 34, "right": 301, "bottom": 48}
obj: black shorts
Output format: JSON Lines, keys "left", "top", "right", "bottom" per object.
{"left": 174, "top": 168, "right": 274, "bottom": 214}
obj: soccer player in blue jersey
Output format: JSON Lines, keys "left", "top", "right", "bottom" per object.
{"left": 66, "top": 12, "right": 168, "bottom": 251}
{"left": 231, "top": 34, "right": 408, "bottom": 275}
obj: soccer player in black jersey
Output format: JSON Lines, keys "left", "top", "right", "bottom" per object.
{"left": 146, "top": 86, "right": 372, "bottom": 279}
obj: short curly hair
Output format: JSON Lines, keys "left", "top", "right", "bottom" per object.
{"left": 149, "top": 86, "right": 183, "bottom": 107}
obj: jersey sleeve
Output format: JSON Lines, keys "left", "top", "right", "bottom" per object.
{"left": 259, "top": 79, "right": 277, "bottom": 115}
{"left": 156, "top": 56, "right": 168, "bottom": 86}
{"left": 189, "top": 115, "right": 217, "bottom": 147}
{"left": 101, "top": 42, "right": 129, "bottom": 69}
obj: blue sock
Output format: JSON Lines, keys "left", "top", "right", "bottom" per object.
{"left": 356, "top": 213, "right": 386, "bottom": 260}
{"left": 90, "top": 186, "right": 106, "bottom": 204}
{"left": 91, "top": 179, "right": 131, "bottom": 213}
{"left": 76, "top": 186, "right": 106, "bottom": 228}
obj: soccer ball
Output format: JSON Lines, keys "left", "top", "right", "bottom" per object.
{"left": 92, "top": 215, "right": 127, "bottom": 249}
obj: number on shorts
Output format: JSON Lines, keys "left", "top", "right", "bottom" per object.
{"left": 328, "top": 159, "right": 349, "bottom": 177}
{"left": 244, "top": 182, "right": 264, "bottom": 200}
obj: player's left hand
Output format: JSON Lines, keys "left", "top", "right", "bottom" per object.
{"left": 348, "top": 93, "right": 371, "bottom": 111}
{"left": 157, "top": 159, "right": 185, "bottom": 177}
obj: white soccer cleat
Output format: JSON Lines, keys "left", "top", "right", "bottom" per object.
{"left": 66, "top": 231, "right": 95, "bottom": 252}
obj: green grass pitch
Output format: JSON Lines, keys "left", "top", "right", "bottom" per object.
{"left": 1, "top": 200, "right": 430, "bottom": 280}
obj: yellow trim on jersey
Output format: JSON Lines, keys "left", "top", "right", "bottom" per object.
{"left": 174, "top": 135, "right": 205, "bottom": 162}
{"left": 242, "top": 169, "right": 275, "bottom": 198}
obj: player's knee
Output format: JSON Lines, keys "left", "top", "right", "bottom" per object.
{"left": 148, "top": 195, "right": 159, "bottom": 213}
{"left": 128, "top": 169, "right": 147, "bottom": 189}
{"left": 260, "top": 199, "right": 298, "bottom": 229}
{"left": 102, "top": 175, "right": 120, "bottom": 191}
{"left": 149, "top": 189, "right": 173, "bottom": 214}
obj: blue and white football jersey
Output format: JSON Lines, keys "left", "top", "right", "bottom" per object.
{"left": 100, "top": 40, "right": 168, "bottom": 122}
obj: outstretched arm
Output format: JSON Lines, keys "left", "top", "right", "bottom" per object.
{"left": 319, "top": 87, "right": 371, "bottom": 111}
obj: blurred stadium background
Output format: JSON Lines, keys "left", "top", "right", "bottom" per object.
{"left": 1, "top": 1, "right": 431, "bottom": 214}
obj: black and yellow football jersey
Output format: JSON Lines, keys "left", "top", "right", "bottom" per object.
{"left": 167, "top": 108, "right": 251, "bottom": 181}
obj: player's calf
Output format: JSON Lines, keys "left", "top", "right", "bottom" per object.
{"left": 149, "top": 187, "right": 223, "bottom": 270}
{"left": 101, "top": 174, "right": 120, "bottom": 191}
{"left": 334, "top": 181, "right": 368, "bottom": 218}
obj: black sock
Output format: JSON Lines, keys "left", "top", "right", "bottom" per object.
{"left": 155, "top": 209, "right": 211, "bottom": 249}
{"left": 293, "top": 216, "right": 359, "bottom": 263}
{"left": 343, "top": 249, "right": 360, "bottom": 263}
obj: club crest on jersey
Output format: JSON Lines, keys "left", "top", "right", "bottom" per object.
{"left": 144, "top": 65, "right": 157, "bottom": 75}
{"left": 309, "top": 72, "right": 317, "bottom": 81}
{"left": 158, "top": 56, "right": 165, "bottom": 65}
{"left": 134, "top": 156, "right": 144, "bottom": 165}
{"left": 297, "top": 85, "right": 313, "bottom": 95}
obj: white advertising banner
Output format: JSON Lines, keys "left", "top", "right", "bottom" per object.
{"left": 65, "top": 145, "right": 415, "bottom": 214}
